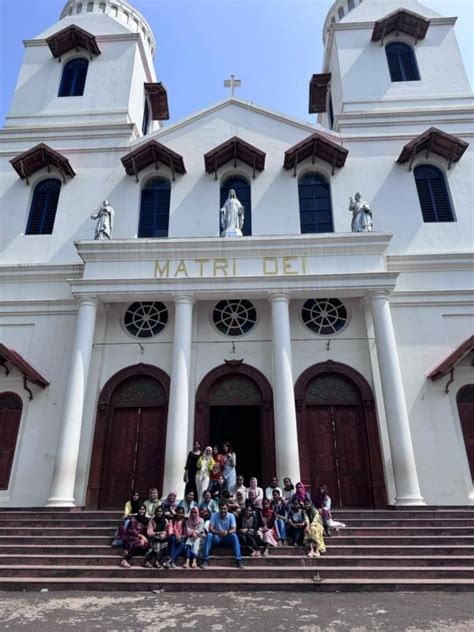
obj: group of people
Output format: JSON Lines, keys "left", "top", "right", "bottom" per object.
{"left": 116, "top": 441, "right": 339, "bottom": 569}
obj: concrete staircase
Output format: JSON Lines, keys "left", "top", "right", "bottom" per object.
{"left": 1, "top": 508, "right": 474, "bottom": 592}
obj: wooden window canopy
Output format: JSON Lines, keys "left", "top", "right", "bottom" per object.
{"left": 121, "top": 140, "right": 186, "bottom": 182}
{"left": 46, "top": 24, "right": 101, "bottom": 60}
{"left": 397, "top": 127, "right": 469, "bottom": 171}
{"left": 144, "top": 83, "right": 170, "bottom": 120}
{"left": 204, "top": 137, "right": 266, "bottom": 180}
{"left": 427, "top": 335, "right": 474, "bottom": 394}
{"left": 371, "top": 9, "right": 430, "bottom": 46}
{"left": 10, "top": 143, "right": 76, "bottom": 184}
{"left": 284, "top": 132, "right": 348, "bottom": 176}
{"left": 309, "top": 73, "right": 331, "bottom": 114}
{"left": 0, "top": 344, "right": 49, "bottom": 400}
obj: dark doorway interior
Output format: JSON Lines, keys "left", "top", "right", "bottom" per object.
{"left": 209, "top": 405, "right": 262, "bottom": 484}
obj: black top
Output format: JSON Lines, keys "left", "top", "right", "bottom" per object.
{"left": 185, "top": 451, "right": 201, "bottom": 477}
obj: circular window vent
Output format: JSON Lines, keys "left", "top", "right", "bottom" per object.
{"left": 301, "top": 298, "right": 348, "bottom": 335}
{"left": 212, "top": 299, "right": 257, "bottom": 337}
{"left": 123, "top": 301, "right": 168, "bottom": 338}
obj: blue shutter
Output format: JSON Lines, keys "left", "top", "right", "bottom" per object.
{"left": 26, "top": 179, "right": 61, "bottom": 235}
{"left": 298, "top": 173, "right": 333, "bottom": 234}
{"left": 414, "top": 165, "right": 454, "bottom": 222}
{"left": 58, "top": 58, "right": 89, "bottom": 97}
{"left": 220, "top": 175, "right": 252, "bottom": 236}
{"left": 138, "top": 178, "right": 171, "bottom": 237}
{"left": 386, "top": 43, "right": 420, "bottom": 82}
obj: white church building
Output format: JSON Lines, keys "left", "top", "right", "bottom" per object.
{"left": 0, "top": 0, "right": 473, "bottom": 510}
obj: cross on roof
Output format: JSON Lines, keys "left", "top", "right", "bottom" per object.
{"left": 224, "top": 74, "right": 241, "bottom": 96}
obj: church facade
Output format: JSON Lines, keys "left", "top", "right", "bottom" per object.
{"left": 0, "top": 0, "right": 473, "bottom": 509}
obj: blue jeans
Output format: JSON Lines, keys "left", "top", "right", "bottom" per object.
{"left": 169, "top": 535, "right": 186, "bottom": 561}
{"left": 287, "top": 525, "right": 304, "bottom": 545}
{"left": 275, "top": 518, "right": 287, "bottom": 541}
{"left": 203, "top": 532, "right": 242, "bottom": 561}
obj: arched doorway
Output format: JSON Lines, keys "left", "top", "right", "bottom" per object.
{"left": 0, "top": 393, "right": 22, "bottom": 490}
{"left": 295, "top": 361, "right": 387, "bottom": 508}
{"left": 195, "top": 363, "right": 276, "bottom": 485}
{"left": 87, "top": 364, "right": 169, "bottom": 509}
{"left": 457, "top": 385, "right": 474, "bottom": 481}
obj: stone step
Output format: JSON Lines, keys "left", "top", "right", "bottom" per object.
{"left": 0, "top": 576, "right": 473, "bottom": 592}
{"left": 2, "top": 554, "right": 474, "bottom": 567}
{"left": 1, "top": 564, "right": 474, "bottom": 580}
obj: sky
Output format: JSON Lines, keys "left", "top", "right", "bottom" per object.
{"left": 0, "top": 0, "right": 473, "bottom": 127}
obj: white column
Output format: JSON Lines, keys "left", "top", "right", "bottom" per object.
{"left": 47, "top": 297, "right": 98, "bottom": 506}
{"left": 269, "top": 293, "right": 301, "bottom": 484}
{"left": 162, "top": 295, "right": 194, "bottom": 495}
{"left": 370, "top": 291, "right": 424, "bottom": 505}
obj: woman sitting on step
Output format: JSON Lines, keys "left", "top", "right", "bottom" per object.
{"left": 163, "top": 505, "right": 187, "bottom": 569}
{"left": 287, "top": 498, "right": 308, "bottom": 546}
{"left": 313, "top": 484, "right": 333, "bottom": 536}
{"left": 271, "top": 489, "right": 288, "bottom": 544}
{"left": 258, "top": 499, "right": 279, "bottom": 556}
{"left": 162, "top": 491, "right": 178, "bottom": 519}
{"left": 183, "top": 506, "right": 205, "bottom": 569}
{"left": 112, "top": 490, "right": 141, "bottom": 547}
{"left": 120, "top": 504, "right": 149, "bottom": 568}
{"left": 305, "top": 507, "right": 326, "bottom": 558}
{"left": 144, "top": 505, "right": 169, "bottom": 568}
{"left": 237, "top": 505, "right": 262, "bottom": 557}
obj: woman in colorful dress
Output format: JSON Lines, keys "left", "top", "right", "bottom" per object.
{"left": 120, "top": 504, "right": 149, "bottom": 567}
{"left": 222, "top": 441, "right": 237, "bottom": 494}
{"left": 184, "top": 440, "right": 202, "bottom": 499}
{"left": 164, "top": 505, "right": 186, "bottom": 569}
{"left": 291, "top": 481, "right": 311, "bottom": 507}
{"left": 112, "top": 490, "right": 141, "bottom": 547}
{"left": 183, "top": 506, "right": 205, "bottom": 569}
{"left": 145, "top": 505, "right": 169, "bottom": 568}
{"left": 258, "top": 498, "right": 279, "bottom": 556}
{"left": 305, "top": 506, "right": 326, "bottom": 558}
{"left": 313, "top": 484, "right": 333, "bottom": 536}
{"left": 195, "top": 446, "right": 214, "bottom": 502}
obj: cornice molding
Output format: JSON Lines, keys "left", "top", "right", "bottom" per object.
{"left": 387, "top": 253, "right": 474, "bottom": 272}
{"left": 0, "top": 263, "right": 83, "bottom": 283}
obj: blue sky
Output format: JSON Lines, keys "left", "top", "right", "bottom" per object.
{"left": 0, "top": 0, "right": 472, "bottom": 127}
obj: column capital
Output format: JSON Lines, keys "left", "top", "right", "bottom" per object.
{"left": 172, "top": 294, "right": 195, "bottom": 306}
{"left": 369, "top": 289, "right": 391, "bottom": 302}
{"left": 268, "top": 291, "right": 291, "bottom": 305}
{"left": 78, "top": 296, "right": 99, "bottom": 308}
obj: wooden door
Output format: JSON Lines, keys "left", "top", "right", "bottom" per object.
{"left": 134, "top": 406, "right": 167, "bottom": 496}
{"left": 298, "top": 373, "right": 374, "bottom": 507}
{"left": 0, "top": 393, "right": 22, "bottom": 489}
{"left": 457, "top": 385, "right": 474, "bottom": 481}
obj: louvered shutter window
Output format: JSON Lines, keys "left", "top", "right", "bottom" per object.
{"left": 26, "top": 179, "right": 61, "bottom": 235}
{"left": 58, "top": 58, "right": 89, "bottom": 97}
{"left": 386, "top": 43, "right": 420, "bottom": 82}
{"left": 138, "top": 177, "right": 171, "bottom": 237}
{"left": 220, "top": 175, "right": 252, "bottom": 236}
{"left": 298, "top": 173, "right": 334, "bottom": 234}
{"left": 414, "top": 165, "right": 454, "bottom": 222}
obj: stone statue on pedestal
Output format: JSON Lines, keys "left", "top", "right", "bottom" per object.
{"left": 349, "top": 192, "right": 373, "bottom": 233}
{"left": 220, "top": 189, "right": 244, "bottom": 237}
{"left": 91, "top": 199, "right": 114, "bottom": 240}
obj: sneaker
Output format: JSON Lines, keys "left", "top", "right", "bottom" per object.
{"left": 236, "top": 560, "right": 245, "bottom": 569}
{"left": 144, "top": 561, "right": 153, "bottom": 568}
{"left": 169, "top": 561, "right": 176, "bottom": 569}
{"left": 119, "top": 559, "right": 131, "bottom": 568}
{"left": 200, "top": 561, "right": 209, "bottom": 569}
{"left": 314, "top": 551, "right": 321, "bottom": 557}
{"left": 162, "top": 561, "right": 170, "bottom": 569}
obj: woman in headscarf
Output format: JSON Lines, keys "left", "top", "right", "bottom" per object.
{"left": 145, "top": 505, "right": 169, "bottom": 568}
{"left": 120, "top": 504, "right": 149, "bottom": 567}
{"left": 183, "top": 506, "right": 205, "bottom": 569}
{"left": 313, "top": 484, "right": 333, "bottom": 536}
{"left": 162, "top": 491, "right": 178, "bottom": 519}
{"left": 195, "top": 446, "right": 214, "bottom": 502}
{"left": 222, "top": 441, "right": 237, "bottom": 494}
{"left": 246, "top": 477, "right": 263, "bottom": 508}
{"left": 291, "top": 481, "right": 311, "bottom": 507}
{"left": 183, "top": 440, "right": 202, "bottom": 499}
{"left": 257, "top": 498, "right": 279, "bottom": 556}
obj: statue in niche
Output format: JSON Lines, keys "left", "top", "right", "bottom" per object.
{"left": 349, "top": 192, "right": 373, "bottom": 233}
{"left": 91, "top": 199, "right": 114, "bottom": 240}
{"left": 220, "top": 189, "right": 244, "bottom": 237}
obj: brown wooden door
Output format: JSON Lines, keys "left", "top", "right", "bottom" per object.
{"left": 0, "top": 393, "right": 22, "bottom": 490}
{"left": 306, "top": 406, "right": 339, "bottom": 502}
{"left": 101, "top": 405, "right": 167, "bottom": 509}
{"left": 457, "top": 385, "right": 474, "bottom": 481}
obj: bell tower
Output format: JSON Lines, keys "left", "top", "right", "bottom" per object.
{"left": 316, "top": 0, "right": 472, "bottom": 135}
{"left": 5, "top": 0, "right": 168, "bottom": 138}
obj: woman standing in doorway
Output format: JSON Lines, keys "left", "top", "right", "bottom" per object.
{"left": 184, "top": 440, "right": 202, "bottom": 499}
{"left": 222, "top": 441, "right": 237, "bottom": 494}
{"left": 195, "top": 446, "right": 214, "bottom": 501}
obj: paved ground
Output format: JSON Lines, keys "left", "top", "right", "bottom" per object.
{"left": 0, "top": 591, "right": 473, "bottom": 631}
